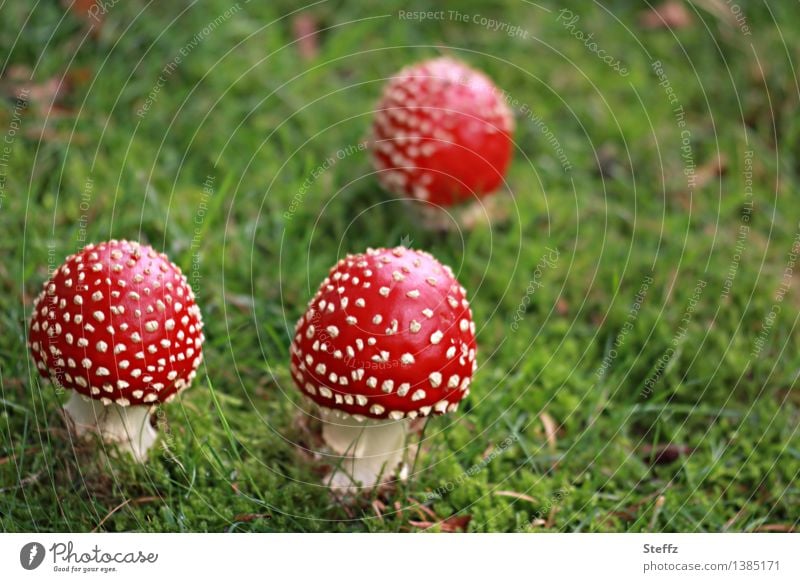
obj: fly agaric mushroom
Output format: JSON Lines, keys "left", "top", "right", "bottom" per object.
{"left": 289, "top": 246, "right": 476, "bottom": 490}
{"left": 372, "top": 56, "right": 514, "bottom": 207}
{"left": 28, "top": 240, "right": 204, "bottom": 461}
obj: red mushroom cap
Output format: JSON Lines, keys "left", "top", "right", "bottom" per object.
{"left": 289, "top": 247, "right": 477, "bottom": 421}
{"left": 372, "top": 57, "right": 514, "bottom": 207}
{"left": 28, "top": 240, "right": 205, "bottom": 407}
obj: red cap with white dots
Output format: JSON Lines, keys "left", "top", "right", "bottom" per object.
{"left": 28, "top": 239, "right": 205, "bottom": 407}
{"left": 372, "top": 57, "right": 514, "bottom": 206}
{"left": 290, "top": 246, "right": 476, "bottom": 421}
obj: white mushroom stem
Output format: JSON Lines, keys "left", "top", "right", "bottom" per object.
{"left": 320, "top": 409, "right": 410, "bottom": 491}
{"left": 63, "top": 392, "right": 156, "bottom": 462}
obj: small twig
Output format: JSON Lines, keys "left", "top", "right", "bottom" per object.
{"left": 92, "top": 496, "right": 159, "bottom": 532}
{"left": 493, "top": 490, "right": 538, "bottom": 504}
{"left": 648, "top": 495, "right": 666, "bottom": 531}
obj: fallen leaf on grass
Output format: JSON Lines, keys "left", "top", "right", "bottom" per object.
{"left": 371, "top": 499, "right": 386, "bottom": 523}
{"left": 410, "top": 514, "right": 472, "bottom": 532}
{"left": 408, "top": 499, "right": 440, "bottom": 522}
{"left": 694, "top": 153, "right": 728, "bottom": 190}
{"left": 292, "top": 13, "right": 319, "bottom": 61}
{"left": 641, "top": 443, "right": 694, "bottom": 465}
{"left": 640, "top": 1, "right": 693, "bottom": 30}
{"left": 556, "top": 297, "right": 569, "bottom": 316}
{"left": 545, "top": 503, "right": 560, "bottom": 528}
{"left": 62, "top": 0, "right": 105, "bottom": 34}
{"left": 1, "top": 66, "right": 93, "bottom": 141}
{"left": 539, "top": 411, "right": 558, "bottom": 451}
{"left": 755, "top": 524, "right": 795, "bottom": 533}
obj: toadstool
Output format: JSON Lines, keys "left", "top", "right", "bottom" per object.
{"left": 28, "top": 239, "right": 205, "bottom": 461}
{"left": 289, "top": 246, "right": 477, "bottom": 490}
{"left": 372, "top": 56, "right": 514, "bottom": 207}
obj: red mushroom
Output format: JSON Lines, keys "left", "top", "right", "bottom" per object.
{"left": 372, "top": 56, "right": 514, "bottom": 207}
{"left": 290, "top": 246, "right": 477, "bottom": 489}
{"left": 28, "top": 240, "right": 204, "bottom": 461}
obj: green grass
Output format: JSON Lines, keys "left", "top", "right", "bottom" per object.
{"left": 1, "top": 0, "right": 799, "bottom": 532}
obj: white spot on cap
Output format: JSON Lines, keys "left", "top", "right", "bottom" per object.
{"left": 429, "top": 372, "right": 442, "bottom": 387}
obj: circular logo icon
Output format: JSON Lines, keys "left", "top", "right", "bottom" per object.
{"left": 20, "top": 542, "right": 46, "bottom": 570}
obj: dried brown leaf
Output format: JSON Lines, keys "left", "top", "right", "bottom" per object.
{"left": 640, "top": 1, "right": 693, "bottom": 30}
{"left": 641, "top": 443, "right": 694, "bottom": 465}
{"left": 292, "top": 13, "right": 319, "bottom": 61}
{"left": 539, "top": 411, "right": 558, "bottom": 451}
